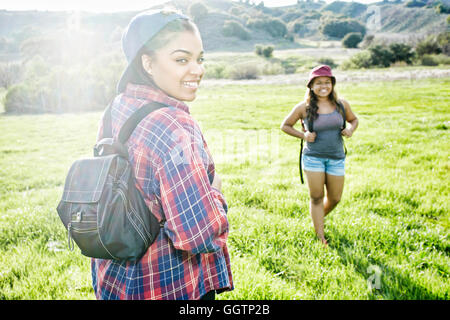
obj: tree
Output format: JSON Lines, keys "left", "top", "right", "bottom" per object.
{"left": 416, "top": 35, "right": 442, "bottom": 56}
{"left": 435, "top": 2, "right": 450, "bottom": 13}
{"left": 320, "top": 18, "right": 366, "bottom": 39}
{"left": 188, "top": 2, "right": 208, "bottom": 22}
{"left": 255, "top": 44, "right": 263, "bottom": 56}
{"left": 247, "top": 18, "right": 287, "bottom": 38}
{"left": 368, "top": 45, "right": 394, "bottom": 67}
{"left": 292, "top": 21, "right": 309, "bottom": 37}
{"left": 255, "top": 44, "right": 274, "bottom": 58}
{"left": 437, "top": 31, "right": 450, "bottom": 55}
{"left": 222, "top": 20, "right": 251, "bottom": 40}
{"left": 405, "top": 0, "right": 426, "bottom": 8}
{"left": 343, "top": 50, "right": 372, "bottom": 69}
{"left": 389, "top": 43, "right": 415, "bottom": 64}
{"left": 318, "top": 57, "right": 337, "bottom": 69}
{"left": 0, "top": 62, "right": 23, "bottom": 89}
{"left": 262, "top": 45, "right": 274, "bottom": 58}
{"left": 266, "top": 19, "right": 287, "bottom": 38}
{"left": 342, "top": 32, "right": 363, "bottom": 48}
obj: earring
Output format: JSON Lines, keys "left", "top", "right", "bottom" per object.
{"left": 145, "top": 66, "right": 152, "bottom": 77}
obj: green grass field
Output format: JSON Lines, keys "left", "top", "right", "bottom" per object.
{"left": 0, "top": 77, "right": 448, "bottom": 299}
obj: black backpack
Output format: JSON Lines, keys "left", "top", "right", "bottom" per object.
{"left": 299, "top": 100, "right": 347, "bottom": 184}
{"left": 57, "top": 101, "right": 166, "bottom": 261}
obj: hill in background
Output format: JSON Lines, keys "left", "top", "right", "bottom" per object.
{"left": 0, "top": 0, "right": 448, "bottom": 114}
{"left": 0, "top": 0, "right": 448, "bottom": 59}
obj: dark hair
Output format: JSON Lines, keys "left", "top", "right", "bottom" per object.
{"left": 305, "top": 77, "right": 339, "bottom": 123}
{"left": 126, "top": 18, "right": 198, "bottom": 88}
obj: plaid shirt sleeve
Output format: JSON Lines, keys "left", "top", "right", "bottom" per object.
{"left": 155, "top": 120, "right": 229, "bottom": 254}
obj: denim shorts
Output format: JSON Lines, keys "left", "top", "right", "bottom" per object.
{"left": 302, "top": 154, "right": 345, "bottom": 176}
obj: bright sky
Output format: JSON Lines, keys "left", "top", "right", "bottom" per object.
{"left": 0, "top": 0, "right": 381, "bottom": 12}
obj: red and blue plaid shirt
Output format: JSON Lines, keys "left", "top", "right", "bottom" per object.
{"left": 91, "top": 84, "right": 233, "bottom": 300}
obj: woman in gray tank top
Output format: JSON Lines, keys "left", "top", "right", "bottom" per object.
{"left": 280, "top": 65, "right": 359, "bottom": 246}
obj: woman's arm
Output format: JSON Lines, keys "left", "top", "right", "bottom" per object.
{"left": 281, "top": 102, "right": 316, "bottom": 142}
{"left": 341, "top": 99, "right": 359, "bottom": 138}
{"left": 157, "top": 125, "right": 229, "bottom": 255}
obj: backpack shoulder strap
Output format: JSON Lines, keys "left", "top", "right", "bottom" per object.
{"left": 117, "top": 101, "right": 168, "bottom": 144}
{"left": 102, "top": 101, "right": 114, "bottom": 139}
{"left": 337, "top": 100, "right": 346, "bottom": 129}
{"left": 306, "top": 115, "right": 313, "bottom": 133}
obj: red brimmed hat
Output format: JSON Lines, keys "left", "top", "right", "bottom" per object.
{"left": 307, "top": 65, "right": 336, "bottom": 88}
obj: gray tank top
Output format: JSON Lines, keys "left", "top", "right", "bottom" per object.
{"left": 304, "top": 109, "right": 345, "bottom": 159}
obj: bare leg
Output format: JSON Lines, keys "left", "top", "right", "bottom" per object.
{"left": 324, "top": 174, "right": 345, "bottom": 217}
{"left": 305, "top": 171, "right": 327, "bottom": 244}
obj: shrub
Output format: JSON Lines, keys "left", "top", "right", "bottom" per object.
{"left": 319, "top": 18, "right": 366, "bottom": 39}
{"left": 361, "top": 34, "right": 375, "bottom": 49}
{"left": 261, "top": 62, "right": 284, "bottom": 75}
{"left": 281, "top": 11, "right": 302, "bottom": 23}
{"left": 4, "top": 83, "right": 34, "bottom": 113}
{"left": 265, "top": 18, "right": 288, "bottom": 38}
{"left": 255, "top": 45, "right": 274, "bottom": 58}
{"left": 437, "top": 31, "right": 450, "bottom": 55}
{"left": 222, "top": 20, "right": 251, "bottom": 40}
{"left": 405, "top": 0, "right": 426, "bottom": 7}
{"left": 0, "top": 62, "right": 23, "bottom": 89}
{"left": 416, "top": 35, "right": 442, "bottom": 56}
{"left": 368, "top": 45, "right": 394, "bottom": 67}
{"left": 280, "top": 59, "right": 296, "bottom": 74}
{"left": 229, "top": 62, "right": 260, "bottom": 80}
{"left": 204, "top": 63, "right": 228, "bottom": 79}
{"left": 284, "top": 33, "right": 294, "bottom": 42}
{"left": 229, "top": 7, "right": 240, "bottom": 16}
{"left": 318, "top": 57, "right": 337, "bottom": 69}
{"left": 435, "top": 2, "right": 450, "bottom": 13}
{"left": 4, "top": 53, "right": 119, "bottom": 114}
{"left": 342, "top": 50, "right": 373, "bottom": 69}
{"left": 304, "top": 10, "right": 321, "bottom": 20}
{"left": 247, "top": 18, "right": 287, "bottom": 38}
{"left": 188, "top": 2, "right": 208, "bottom": 21}
{"left": 255, "top": 44, "right": 263, "bottom": 56}
{"left": 292, "top": 22, "right": 309, "bottom": 37}
{"left": 342, "top": 43, "right": 414, "bottom": 69}
{"left": 279, "top": 56, "right": 306, "bottom": 74}
{"left": 420, "top": 54, "right": 439, "bottom": 66}
{"left": 342, "top": 32, "right": 363, "bottom": 48}
{"left": 433, "top": 54, "right": 450, "bottom": 65}
{"left": 262, "top": 46, "right": 274, "bottom": 58}
{"left": 389, "top": 43, "right": 415, "bottom": 65}
{"left": 23, "top": 55, "right": 49, "bottom": 79}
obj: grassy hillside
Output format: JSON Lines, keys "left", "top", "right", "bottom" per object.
{"left": 379, "top": 4, "right": 447, "bottom": 34}
{"left": 321, "top": 1, "right": 368, "bottom": 17}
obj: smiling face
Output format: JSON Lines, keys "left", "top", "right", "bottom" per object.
{"left": 142, "top": 30, "right": 205, "bottom": 102}
{"left": 310, "top": 76, "right": 333, "bottom": 99}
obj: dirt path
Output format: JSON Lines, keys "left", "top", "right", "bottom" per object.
{"left": 202, "top": 68, "right": 450, "bottom": 86}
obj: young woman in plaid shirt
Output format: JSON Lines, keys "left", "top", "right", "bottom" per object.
{"left": 91, "top": 9, "right": 233, "bottom": 300}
